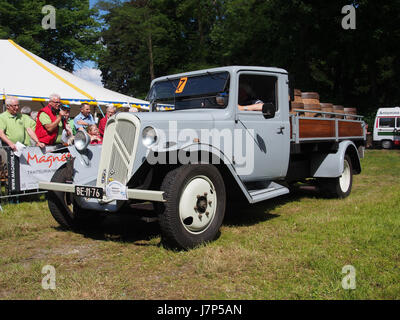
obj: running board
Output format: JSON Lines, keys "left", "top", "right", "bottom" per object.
{"left": 248, "top": 182, "right": 289, "bottom": 203}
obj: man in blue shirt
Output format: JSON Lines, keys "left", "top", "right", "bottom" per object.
{"left": 74, "top": 103, "right": 95, "bottom": 131}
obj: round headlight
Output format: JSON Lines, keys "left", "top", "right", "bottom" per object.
{"left": 142, "top": 126, "right": 158, "bottom": 147}
{"left": 74, "top": 130, "right": 90, "bottom": 152}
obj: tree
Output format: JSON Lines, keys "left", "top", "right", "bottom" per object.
{"left": 0, "top": 0, "right": 100, "bottom": 71}
{"left": 97, "top": 0, "right": 186, "bottom": 97}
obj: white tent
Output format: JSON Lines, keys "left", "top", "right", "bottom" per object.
{"left": 0, "top": 39, "right": 149, "bottom": 115}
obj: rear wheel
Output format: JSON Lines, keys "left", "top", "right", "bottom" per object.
{"left": 381, "top": 140, "right": 393, "bottom": 149}
{"left": 319, "top": 154, "right": 353, "bottom": 198}
{"left": 157, "top": 164, "right": 226, "bottom": 250}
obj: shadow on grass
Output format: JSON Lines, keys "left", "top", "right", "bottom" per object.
{"left": 54, "top": 202, "right": 162, "bottom": 247}
{"left": 53, "top": 187, "right": 320, "bottom": 247}
{"left": 223, "top": 184, "right": 323, "bottom": 226}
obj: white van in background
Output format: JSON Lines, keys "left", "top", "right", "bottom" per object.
{"left": 373, "top": 107, "right": 400, "bottom": 149}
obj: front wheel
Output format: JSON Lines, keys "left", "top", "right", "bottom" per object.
{"left": 48, "top": 164, "right": 98, "bottom": 229}
{"left": 157, "top": 165, "right": 226, "bottom": 250}
{"left": 318, "top": 154, "right": 353, "bottom": 198}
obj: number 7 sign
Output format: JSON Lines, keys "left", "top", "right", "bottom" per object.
{"left": 175, "top": 77, "right": 188, "bottom": 93}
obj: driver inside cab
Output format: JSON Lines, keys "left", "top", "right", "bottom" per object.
{"left": 238, "top": 83, "right": 264, "bottom": 111}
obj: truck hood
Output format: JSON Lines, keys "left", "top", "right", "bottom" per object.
{"left": 114, "top": 110, "right": 217, "bottom": 153}
{"left": 131, "top": 109, "right": 215, "bottom": 122}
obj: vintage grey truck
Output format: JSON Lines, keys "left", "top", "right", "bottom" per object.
{"left": 39, "top": 66, "right": 366, "bottom": 249}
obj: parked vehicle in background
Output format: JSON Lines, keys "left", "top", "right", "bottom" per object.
{"left": 373, "top": 107, "right": 400, "bottom": 149}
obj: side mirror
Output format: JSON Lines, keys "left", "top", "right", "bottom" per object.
{"left": 262, "top": 103, "right": 276, "bottom": 119}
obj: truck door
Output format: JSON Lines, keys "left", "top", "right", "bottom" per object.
{"left": 234, "top": 72, "right": 290, "bottom": 181}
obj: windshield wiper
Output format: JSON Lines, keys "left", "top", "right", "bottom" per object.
{"left": 166, "top": 77, "right": 179, "bottom": 112}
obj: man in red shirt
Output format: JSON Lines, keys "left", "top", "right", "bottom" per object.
{"left": 99, "top": 104, "right": 116, "bottom": 138}
{"left": 35, "top": 93, "right": 70, "bottom": 145}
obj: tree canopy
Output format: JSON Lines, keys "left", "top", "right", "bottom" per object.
{"left": 0, "top": 0, "right": 100, "bottom": 71}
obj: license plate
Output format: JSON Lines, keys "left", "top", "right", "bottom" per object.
{"left": 75, "top": 186, "right": 103, "bottom": 199}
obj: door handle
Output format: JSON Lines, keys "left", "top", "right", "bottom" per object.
{"left": 277, "top": 126, "right": 285, "bottom": 134}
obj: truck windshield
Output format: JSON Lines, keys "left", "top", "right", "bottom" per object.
{"left": 147, "top": 72, "right": 230, "bottom": 111}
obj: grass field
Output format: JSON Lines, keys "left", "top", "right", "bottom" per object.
{"left": 0, "top": 149, "right": 399, "bottom": 300}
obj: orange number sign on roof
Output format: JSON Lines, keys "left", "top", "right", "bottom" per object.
{"left": 175, "top": 77, "right": 188, "bottom": 94}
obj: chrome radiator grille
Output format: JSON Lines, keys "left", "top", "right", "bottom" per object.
{"left": 97, "top": 117, "right": 138, "bottom": 188}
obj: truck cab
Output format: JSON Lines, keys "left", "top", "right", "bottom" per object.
{"left": 39, "top": 66, "right": 366, "bottom": 249}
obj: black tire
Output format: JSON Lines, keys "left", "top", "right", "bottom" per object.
{"left": 381, "top": 140, "right": 393, "bottom": 149}
{"left": 48, "top": 165, "right": 94, "bottom": 229}
{"left": 157, "top": 164, "right": 226, "bottom": 250}
{"left": 318, "top": 154, "right": 353, "bottom": 199}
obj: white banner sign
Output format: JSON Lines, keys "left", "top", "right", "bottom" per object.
{"left": 18, "top": 147, "right": 71, "bottom": 191}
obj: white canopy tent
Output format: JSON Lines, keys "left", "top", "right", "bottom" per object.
{"left": 0, "top": 39, "right": 149, "bottom": 116}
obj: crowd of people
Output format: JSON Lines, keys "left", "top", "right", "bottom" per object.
{"left": 0, "top": 93, "right": 120, "bottom": 151}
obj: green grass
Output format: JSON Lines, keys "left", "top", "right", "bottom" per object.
{"left": 0, "top": 149, "right": 399, "bottom": 300}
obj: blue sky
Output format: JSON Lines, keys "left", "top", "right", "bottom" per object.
{"left": 73, "top": 0, "right": 103, "bottom": 85}
{"left": 89, "top": 0, "right": 98, "bottom": 9}
{"left": 75, "top": 1, "right": 129, "bottom": 85}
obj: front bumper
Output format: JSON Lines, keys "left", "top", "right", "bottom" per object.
{"left": 39, "top": 181, "right": 165, "bottom": 202}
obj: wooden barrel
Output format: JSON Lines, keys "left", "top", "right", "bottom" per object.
{"left": 344, "top": 107, "right": 357, "bottom": 120}
{"left": 301, "top": 92, "right": 320, "bottom": 105}
{"left": 301, "top": 92, "right": 321, "bottom": 117}
{"left": 303, "top": 103, "right": 322, "bottom": 117}
{"left": 320, "top": 103, "right": 334, "bottom": 118}
{"left": 294, "top": 89, "right": 303, "bottom": 103}
{"left": 290, "top": 102, "right": 304, "bottom": 116}
{"left": 333, "top": 105, "right": 345, "bottom": 119}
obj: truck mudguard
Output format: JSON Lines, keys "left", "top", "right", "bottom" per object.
{"left": 310, "top": 140, "right": 361, "bottom": 178}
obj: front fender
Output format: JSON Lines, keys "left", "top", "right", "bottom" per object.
{"left": 310, "top": 141, "right": 361, "bottom": 178}
{"left": 68, "top": 145, "right": 102, "bottom": 185}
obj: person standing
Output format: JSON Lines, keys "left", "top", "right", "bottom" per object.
{"left": 98, "top": 104, "right": 116, "bottom": 137}
{"left": 35, "top": 93, "right": 70, "bottom": 145}
{"left": 0, "top": 97, "right": 44, "bottom": 151}
{"left": 74, "top": 103, "right": 95, "bottom": 131}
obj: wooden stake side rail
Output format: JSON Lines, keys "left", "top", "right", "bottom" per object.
{"left": 289, "top": 110, "right": 366, "bottom": 144}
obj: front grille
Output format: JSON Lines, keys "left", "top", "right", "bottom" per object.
{"left": 97, "top": 116, "right": 138, "bottom": 188}
{"left": 116, "top": 120, "right": 136, "bottom": 152}
{"left": 108, "top": 144, "right": 129, "bottom": 184}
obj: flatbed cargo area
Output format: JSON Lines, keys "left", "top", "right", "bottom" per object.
{"left": 290, "top": 110, "right": 365, "bottom": 144}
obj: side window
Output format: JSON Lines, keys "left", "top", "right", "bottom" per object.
{"left": 397, "top": 118, "right": 400, "bottom": 128}
{"left": 379, "top": 118, "right": 395, "bottom": 128}
{"left": 238, "top": 74, "right": 278, "bottom": 111}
